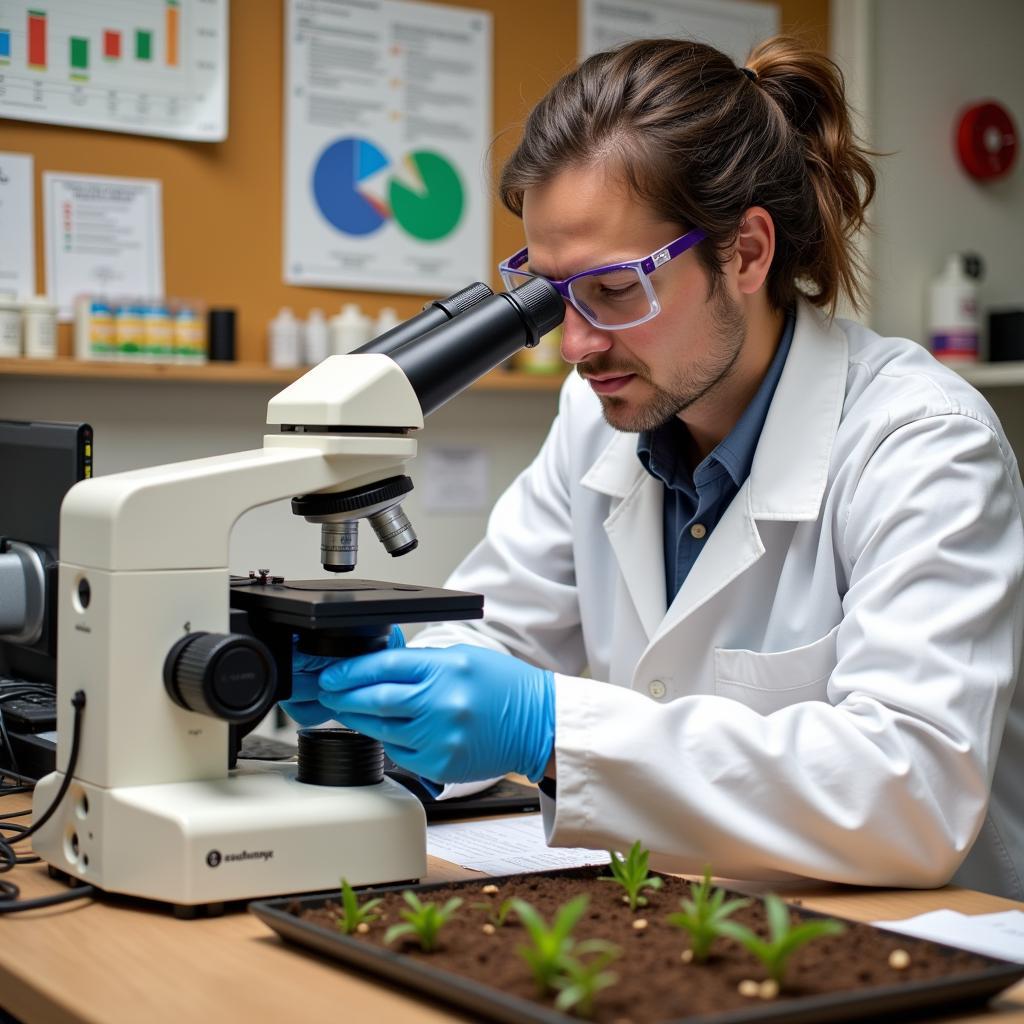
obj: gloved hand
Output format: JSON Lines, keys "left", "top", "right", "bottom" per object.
{"left": 279, "top": 626, "right": 405, "bottom": 727}
{"left": 316, "top": 644, "right": 555, "bottom": 784}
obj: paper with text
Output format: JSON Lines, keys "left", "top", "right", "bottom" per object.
{"left": 427, "top": 814, "right": 611, "bottom": 876}
{"left": 873, "top": 909, "right": 1024, "bottom": 963}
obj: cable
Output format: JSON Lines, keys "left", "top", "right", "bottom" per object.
{"left": 0, "top": 690, "right": 95, "bottom": 914}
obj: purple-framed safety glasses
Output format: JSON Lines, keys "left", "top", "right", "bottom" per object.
{"left": 498, "top": 227, "right": 707, "bottom": 330}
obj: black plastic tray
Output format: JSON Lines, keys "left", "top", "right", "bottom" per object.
{"left": 250, "top": 870, "right": 1024, "bottom": 1024}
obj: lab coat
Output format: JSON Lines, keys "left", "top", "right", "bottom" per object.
{"left": 414, "top": 299, "right": 1024, "bottom": 899}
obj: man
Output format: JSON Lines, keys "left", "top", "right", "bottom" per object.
{"left": 285, "top": 36, "right": 1024, "bottom": 899}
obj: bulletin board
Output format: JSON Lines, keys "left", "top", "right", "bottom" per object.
{"left": 0, "top": 0, "right": 828, "bottom": 363}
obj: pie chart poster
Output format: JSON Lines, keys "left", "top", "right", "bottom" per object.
{"left": 284, "top": 0, "right": 492, "bottom": 296}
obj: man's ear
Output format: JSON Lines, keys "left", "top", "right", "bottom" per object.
{"left": 733, "top": 206, "right": 776, "bottom": 296}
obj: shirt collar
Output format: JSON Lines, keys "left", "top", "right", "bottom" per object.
{"left": 637, "top": 309, "right": 796, "bottom": 490}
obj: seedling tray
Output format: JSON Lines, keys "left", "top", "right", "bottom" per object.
{"left": 250, "top": 867, "right": 1024, "bottom": 1024}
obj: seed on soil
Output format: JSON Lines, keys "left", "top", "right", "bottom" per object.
{"left": 632, "top": 918, "right": 648, "bottom": 931}
{"left": 356, "top": 922, "right": 369, "bottom": 934}
{"left": 481, "top": 884, "right": 499, "bottom": 894}
{"left": 680, "top": 949, "right": 694, "bottom": 963}
{"left": 481, "top": 923, "right": 496, "bottom": 935}
{"left": 889, "top": 949, "right": 911, "bottom": 970}
{"left": 759, "top": 979, "right": 779, "bottom": 1000}
{"left": 738, "top": 980, "right": 760, "bottom": 998}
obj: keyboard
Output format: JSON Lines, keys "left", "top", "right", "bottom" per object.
{"left": 0, "top": 680, "right": 57, "bottom": 733}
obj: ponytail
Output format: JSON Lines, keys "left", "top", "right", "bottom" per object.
{"left": 745, "top": 36, "right": 876, "bottom": 314}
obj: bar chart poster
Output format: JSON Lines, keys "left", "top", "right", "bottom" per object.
{"left": 0, "top": 1, "right": 228, "bottom": 141}
{"left": 284, "top": 0, "right": 492, "bottom": 295}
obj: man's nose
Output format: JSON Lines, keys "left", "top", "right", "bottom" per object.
{"left": 559, "top": 304, "right": 613, "bottom": 365}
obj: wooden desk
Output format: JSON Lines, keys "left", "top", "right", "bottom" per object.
{"left": 2, "top": 791, "right": 1023, "bottom": 1024}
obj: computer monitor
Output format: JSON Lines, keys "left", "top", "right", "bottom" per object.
{"left": 0, "top": 420, "right": 92, "bottom": 682}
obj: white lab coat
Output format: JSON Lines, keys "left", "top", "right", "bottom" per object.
{"left": 415, "top": 300, "right": 1024, "bottom": 899}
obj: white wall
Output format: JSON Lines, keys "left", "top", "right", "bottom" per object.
{"left": 0, "top": 375, "right": 559, "bottom": 589}
{"left": 866, "top": 0, "right": 1024, "bottom": 348}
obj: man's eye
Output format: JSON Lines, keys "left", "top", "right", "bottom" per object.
{"left": 600, "top": 282, "right": 640, "bottom": 298}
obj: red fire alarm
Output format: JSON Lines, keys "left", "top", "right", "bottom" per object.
{"left": 956, "top": 101, "right": 1018, "bottom": 181}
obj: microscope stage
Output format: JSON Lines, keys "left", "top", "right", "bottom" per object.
{"left": 229, "top": 577, "right": 483, "bottom": 630}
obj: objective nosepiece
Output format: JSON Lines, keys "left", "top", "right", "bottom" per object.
{"left": 293, "top": 475, "right": 419, "bottom": 572}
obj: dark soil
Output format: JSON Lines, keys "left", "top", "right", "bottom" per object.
{"left": 290, "top": 866, "right": 1013, "bottom": 1023}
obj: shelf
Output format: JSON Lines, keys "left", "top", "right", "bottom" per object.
{"left": 0, "top": 357, "right": 567, "bottom": 391}
{"left": 951, "top": 361, "right": 1024, "bottom": 388}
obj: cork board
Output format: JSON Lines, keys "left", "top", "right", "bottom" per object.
{"left": 0, "top": 0, "right": 827, "bottom": 362}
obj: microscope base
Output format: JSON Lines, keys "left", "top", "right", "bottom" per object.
{"left": 31, "top": 761, "right": 427, "bottom": 906}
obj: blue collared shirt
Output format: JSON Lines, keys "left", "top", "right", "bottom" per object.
{"left": 637, "top": 310, "right": 795, "bottom": 605}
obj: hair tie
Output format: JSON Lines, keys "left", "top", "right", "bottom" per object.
{"left": 740, "top": 66, "right": 758, "bottom": 83}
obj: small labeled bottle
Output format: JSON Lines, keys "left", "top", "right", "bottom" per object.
{"left": 174, "top": 303, "right": 207, "bottom": 363}
{"left": 75, "top": 297, "right": 115, "bottom": 360}
{"left": 330, "top": 303, "right": 372, "bottom": 355}
{"left": 927, "top": 253, "right": 983, "bottom": 362}
{"left": 304, "top": 308, "right": 329, "bottom": 365}
{"left": 268, "top": 307, "right": 301, "bottom": 368}
{"left": 22, "top": 296, "right": 58, "bottom": 359}
{"left": 0, "top": 292, "right": 22, "bottom": 358}
{"left": 143, "top": 302, "right": 173, "bottom": 362}
{"left": 115, "top": 301, "right": 145, "bottom": 360}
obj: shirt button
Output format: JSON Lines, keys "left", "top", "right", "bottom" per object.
{"left": 690, "top": 523, "right": 707, "bottom": 539}
{"left": 648, "top": 679, "right": 667, "bottom": 699}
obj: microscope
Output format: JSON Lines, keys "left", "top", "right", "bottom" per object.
{"left": 30, "top": 278, "right": 563, "bottom": 910}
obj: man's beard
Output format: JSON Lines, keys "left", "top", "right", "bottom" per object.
{"left": 579, "top": 288, "right": 747, "bottom": 434}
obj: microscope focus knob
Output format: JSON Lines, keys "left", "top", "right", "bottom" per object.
{"left": 164, "top": 632, "right": 277, "bottom": 723}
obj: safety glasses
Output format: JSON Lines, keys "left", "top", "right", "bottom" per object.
{"left": 498, "top": 227, "right": 707, "bottom": 330}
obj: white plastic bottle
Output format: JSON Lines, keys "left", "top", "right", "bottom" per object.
{"left": 268, "top": 307, "right": 301, "bottom": 368}
{"left": 304, "top": 308, "right": 329, "bottom": 365}
{"left": 329, "top": 303, "right": 372, "bottom": 355}
{"left": 927, "top": 253, "right": 983, "bottom": 362}
{"left": 0, "top": 292, "right": 22, "bottom": 358}
{"left": 374, "top": 306, "right": 401, "bottom": 338}
{"left": 22, "top": 295, "right": 58, "bottom": 359}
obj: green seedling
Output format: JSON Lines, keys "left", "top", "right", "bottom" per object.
{"left": 471, "top": 897, "right": 517, "bottom": 927}
{"left": 717, "top": 892, "right": 846, "bottom": 984}
{"left": 384, "top": 891, "right": 463, "bottom": 952}
{"left": 601, "top": 840, "right": 664, "bottom": 911}
{"left": 512, "top": 895, "right": 596, "bottom": 994}
{"left": 553, "top": 944, "right": 621, "bottom": 1019}
{"left": 665, "top": 867, "right": 751, "bottom": 961}
{"left": 336, "top": 877, "right": 384, "bottom": 935}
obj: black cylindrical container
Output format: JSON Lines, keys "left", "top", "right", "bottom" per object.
{"left": 297, "top": 727, "right": 384, "bottom": 786}
{"left": 989, "top": 310, "right": 1024, "bottom": 362}
{"left": 208, "top": 308, "right": 237, "bottom": 361}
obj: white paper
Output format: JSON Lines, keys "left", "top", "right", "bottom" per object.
{"left": 284, "top": 0, "right": 492, "bottom": 295}
{"left": 873, "top": 909, "right": 1024, "bottom": 963}
{"left": 581, "top": 0, "right": 779, "bottom": 64}
{"left": 427, "top": 814, "right": 611, "bottom": 875}
{"left": 44, "top": 172, "right": 164, "bottom": 321}
{"left": 0, "top": 152, "right": 35, "bottom": 299}
{"left": 0, "top": 1, "right": 228, "bottom": 142}
{"left": 420, "top": 445, "right": 490, "bottom": 513}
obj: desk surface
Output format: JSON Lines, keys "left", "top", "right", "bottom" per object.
{"left": 2, "top": 791, "right": 1023, "bottom": 1024}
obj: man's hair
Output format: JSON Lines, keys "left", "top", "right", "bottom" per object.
{"left": 499, "top": 36, "right": 877, "bottom": 317}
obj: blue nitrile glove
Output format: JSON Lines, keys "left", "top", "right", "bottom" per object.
{"left": 316, "top": 645, "right": 555, "bottom": 784}
{"left": 279, "top": 626, "right": 404, "bottom": 726}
